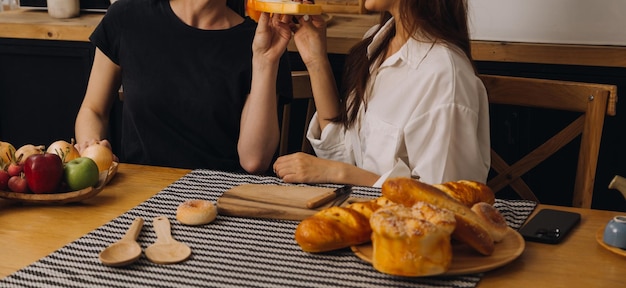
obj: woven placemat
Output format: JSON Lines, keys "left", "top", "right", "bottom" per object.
{"left": 0, "top": 170, "right": 537, "bottom": 288}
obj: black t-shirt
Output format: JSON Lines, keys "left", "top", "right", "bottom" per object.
{"left": 90, "top": 0, "right": 292, "bottom": 171}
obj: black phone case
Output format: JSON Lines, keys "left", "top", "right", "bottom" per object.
{"left": 519, "top": 209, "right": 581, "bottom": 244}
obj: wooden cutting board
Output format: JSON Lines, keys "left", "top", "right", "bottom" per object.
{"left": 216, "top": 184, "right": 346, "bottom": 220}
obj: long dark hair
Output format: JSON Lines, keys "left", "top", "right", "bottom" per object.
{"left": 337, "top": 0, "right": 473, "bottom": 128}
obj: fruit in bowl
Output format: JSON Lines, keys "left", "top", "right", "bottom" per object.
{"left": 47, "top": 139, "right": 81, "bottom": 163}
{"left": 80, "top": 142, "right": 114, "bottom": 173}
{"left": 0, "top": 139, "right": 118, "bottom": 203}
{"left": 64, "top": 157, "right": 100, "bottom": 191}
{"left": 24, "top": 153, "right": 64, "bottom": 194}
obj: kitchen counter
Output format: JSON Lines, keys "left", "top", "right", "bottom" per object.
{"left": 1, "top": 8, "right": 626, "bottom": 68}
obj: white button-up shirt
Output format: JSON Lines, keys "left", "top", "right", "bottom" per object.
{"left": 307, "top": 18, "right": 490, "bottom": 187}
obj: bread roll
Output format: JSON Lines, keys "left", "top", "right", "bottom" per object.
{"left": 471, "top": 202, "right": 509, "bottom": 242}
{"left": 369, "top": 202, "right": 456, "bottom": 276}
{"left": 346, "top": 200, "right": 382, "bottom": 220}
{"left": 295, "top": 206, "right": 371, "bottom": 253}
{"left": 433, "top": 180, "right": 495, "bottom": 207}
{"left": 176, "top": 200, "right": 217, "bottom": 225}
{"left": 374, "top": 196, "right": 396, "bottom": 207}
{"left": 381, "top": 177, "right": 495, "bottom": 256}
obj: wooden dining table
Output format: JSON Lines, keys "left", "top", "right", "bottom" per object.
{"left": 0, "top": 163, "right": 624, "bottom": 287}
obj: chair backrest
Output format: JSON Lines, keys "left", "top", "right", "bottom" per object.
{"left": 480, "top": 74, "right": 617, "bottom": 208}
{"left": 279, "top": 71, "right": 315, "bottom": 156}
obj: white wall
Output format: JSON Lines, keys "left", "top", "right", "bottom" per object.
{"left": 468, "top": 0, "right": 626, "bottom": 46}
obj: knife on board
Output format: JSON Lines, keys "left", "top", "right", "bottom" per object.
{"left": 306, "top": 185, "right": 352, "bottom": 209}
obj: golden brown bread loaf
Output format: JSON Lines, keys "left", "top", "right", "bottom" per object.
{"left": 295, "top": 206, "right": 371, "bottom": 253}
{"left": 346, "top": 200, "right": 382, "bottom": 220}
{"left": 381, "top": 177, "right": 495, "bottom": 256}
{"left": 433, "top": 180, "right": 495, "bottom": 207}
{"left": 471, "top": 202, "right": 509, "bottom": 242}
{"left": 374, "top": 196, "right": 396, "bottom": 207}
{"left": 369, "top": 202, "right": 456, "bottom": 276}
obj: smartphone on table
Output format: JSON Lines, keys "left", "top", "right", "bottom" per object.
{"left": 519, "top": 209, "right": 581, "bottom": 244}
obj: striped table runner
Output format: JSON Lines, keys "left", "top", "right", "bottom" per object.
{"left": 0, "top": 170, "right": 537, "bottom": 288}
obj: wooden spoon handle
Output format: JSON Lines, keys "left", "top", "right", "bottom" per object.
{"left": 152, "top": 216, "right": 174, "bottom": 244}
{"left": 121, "top": 217, "right": 144, "bottom": 241}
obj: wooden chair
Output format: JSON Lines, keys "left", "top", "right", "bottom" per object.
{"left": 480, "top": 74, "right": 617, "bottom": 208}
{"left": 279, "top": 71, "right": 315, "bottom": 156}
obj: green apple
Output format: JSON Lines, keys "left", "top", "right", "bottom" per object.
{"left": 63, "top": 157, "right": 100, "bottom": 191}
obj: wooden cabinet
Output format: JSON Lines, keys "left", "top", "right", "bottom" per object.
{"left": 0, "top": 38, "right": 123, "bottom": 156}
{"left": 0, "top": 38, "right": 93, "bottom": 147}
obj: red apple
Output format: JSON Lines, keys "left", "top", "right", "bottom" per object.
{"left": 23, "top": 153, "right": 64, "bottom": 194}
{"left": 8, "top": 175, "right": 29, "bottom": 193}
{"left": 0, "top": 170, "right": 9, "bottom": 190}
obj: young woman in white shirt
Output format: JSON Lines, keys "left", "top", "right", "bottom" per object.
{"left": 271, "top": 0, "right": 490, "bottom": 187}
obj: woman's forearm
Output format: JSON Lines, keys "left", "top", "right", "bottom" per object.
{"left": 305, "top": 59, "right": 340, "bottom": 131}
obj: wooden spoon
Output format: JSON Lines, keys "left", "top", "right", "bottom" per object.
{"left": 145, "top": 216, "right": 191, "bottom": 264}
{"left": 99, "top": 217, "right": 144, "bottom": 267}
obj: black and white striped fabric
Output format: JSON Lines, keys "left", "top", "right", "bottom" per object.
{"left": 0, "top": 170, "right": 537, "bottom": 288}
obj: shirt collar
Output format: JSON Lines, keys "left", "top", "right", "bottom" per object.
{"left": 366, "top": 17, "right": 436, "bottom": 70}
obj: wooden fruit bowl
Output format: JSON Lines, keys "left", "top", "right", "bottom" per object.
{"left": 0, "top": 162, "right": 119, "bottom": 204}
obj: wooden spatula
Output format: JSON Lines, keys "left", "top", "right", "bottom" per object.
{"left": 145, "top": 216, "right": 191, "bottom": 264}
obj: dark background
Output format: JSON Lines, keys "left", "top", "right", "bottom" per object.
{"left": 1, "top": 38, "right": 624, "bottom": 212}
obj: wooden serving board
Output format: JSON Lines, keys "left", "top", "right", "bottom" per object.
{"left": 217, "top": 184, "right": 345, "bottom": 221}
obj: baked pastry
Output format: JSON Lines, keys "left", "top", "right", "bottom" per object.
{"left": 176, "top": 200, "right": 218, "bottom": 225}
{"left": 369, "top": 202, "right": 456, "bottom": 276}
{"left": 346, "top": 200, "right": 382, "bottom": 220}
{"left": 471, "top": 202, "right": 509, "bottom": 242}
{"left": 374, "top": 196, "right": 396, "bottom": 207}
{"left": 295, "top": 206, "right": 371, "bottom": 253}
{"left": 433, "top": 180, "right": 495, "bottom": 207}
{"left": 382, "top": 177, "right": 495, "bottom": 255}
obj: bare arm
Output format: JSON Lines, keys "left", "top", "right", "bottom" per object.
{"left": 75, "top": 48, "right": 121, "bottom": 152}
{"left": 273, "top": 152, "right": 380, "bottom": 186}
{"left": 293, "top": 15, "right": 340, "bottom": 131}
{"left": 238, "top": 13, "right": 293, "bottom": 174}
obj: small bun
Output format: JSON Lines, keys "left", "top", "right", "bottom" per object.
{"left": 471, "top": 202, "right": 509, "bottom": 242}
{"left": 176, "top": 200, "right": 217, "bottom": 225}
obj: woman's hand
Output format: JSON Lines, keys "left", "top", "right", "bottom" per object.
{"left": 291, "top": 12, "right": 328, "bottom": 66}
{"left": 252, "top": 12, "right": 293, "bottom": 63}
{"left": 273, "top": 152, "right": 339, "bottom": 184}
{"left": 273, "top": 152, "right": 381, "bottom": 186}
